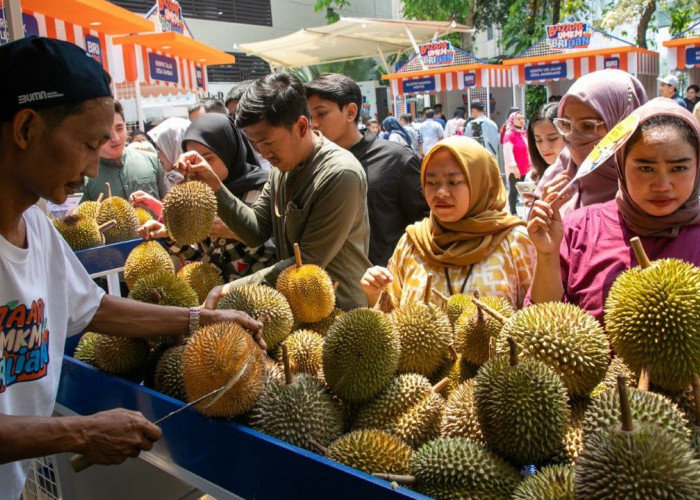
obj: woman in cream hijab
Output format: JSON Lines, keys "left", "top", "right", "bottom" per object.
{"left": 361, "top": 136, "right": 536, "bottom": 309}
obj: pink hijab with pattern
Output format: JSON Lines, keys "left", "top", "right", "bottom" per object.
{"left": 615, "top": 97, "right": 700, "bottom": 238}
{"left": 534, "top": 69, "right": 647, "bottom": 215}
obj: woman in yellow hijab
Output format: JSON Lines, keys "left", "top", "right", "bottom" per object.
{"left": 361, "top": 136, "right": 536, "bottom": 308}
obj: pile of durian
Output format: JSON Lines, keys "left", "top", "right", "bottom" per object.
{"left": 51, "top": 182, "right": 154, "bottom": 251}
{"left": 73, "top": 238, "right": 700, "bottom": 499}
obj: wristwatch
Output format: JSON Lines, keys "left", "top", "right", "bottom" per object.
{"left": 188, "top": 307, "right": 201, "bottom": 335}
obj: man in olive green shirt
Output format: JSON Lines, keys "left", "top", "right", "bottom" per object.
{"left": 81, "top": 100, "right": 167, "bottom": 201}
{"left": 180, "top": 73, "right": 371, "bottom": 311}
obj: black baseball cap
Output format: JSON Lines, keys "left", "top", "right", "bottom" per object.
{"left": 0, "top": 36, "right": 112, "bottom": 121}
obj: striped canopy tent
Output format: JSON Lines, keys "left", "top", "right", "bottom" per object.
{"left": 663, "top": 19, "right": 700, "bottom": 86}
{"left": 503, "top": 25, "right": 658, "bottom": 105}
{"left": 382, "top": 46, "right": 512, "bottom": 118}
{"left": 0, "top": 0, "right": 234, "bottom": 97}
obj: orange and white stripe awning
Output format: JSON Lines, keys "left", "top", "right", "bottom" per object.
{"left": 664, "top": 37, "right": 700, "bottom": 70}
{"left": 504, "top": 47, "right": 658, "bottom": 85}
{"left": 382, "top": 64, "right": 512, "bottom": 97}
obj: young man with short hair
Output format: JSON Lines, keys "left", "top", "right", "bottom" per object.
{"left": 81, "top": 100, "right": 167, "bottom": 201}
{"left": 419, "top": 108, "right": 445, "bottom": 156}
{"left": 465, "top": 101, "right": 500, "bottom": 158}
{"left": 0, "top": 37, "right": 262, "bottom": 498}
{"left": 658, "top": 74, "right": 689, "bottom": 110}
{"left": 305, "top": 74, "right": 429, "bottom": 266}
{"left": 398, "top": 113, "right": 421, "bottom": 156}
{"left": 684, "top": 84, "right": 699, "bottom": 112}
{"left": 181, "top": 73, "right": 371, "bottom": 310}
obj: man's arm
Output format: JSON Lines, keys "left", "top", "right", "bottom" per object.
{"left": 399, "top": 155, "right": 430, "bottom": 224}
{"left": 0, "top": 410, "right": 160, "bottom": 465}
{"left": 215, "top": 180, "right": 274, "bottom": 248}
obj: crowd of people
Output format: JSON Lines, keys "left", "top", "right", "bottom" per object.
{"left": 2, "top": 35, "right": 700, "bottom": 498}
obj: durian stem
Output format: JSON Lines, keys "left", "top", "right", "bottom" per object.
{"left": 472, "top": 297, "right": 507, "bottom": 325}
{"left": 488, "top": 337, "right": 496, "bottom": 360}
{"left": 150, "top": 289, "right": 162, "bottom": 302}
{"left": 630, "top": 237, "right": 651, "bottom": 269}
{"left": 423, "top": 274, "right": 434, "bottom": 304}
{"left": 105, "top": 182, "right": 112, "bottom": 199}
{"left": 373, "top": 473, "right": 416, "bottom": 485}
{"left": 98, "top": 219, "right": 117, "bottom": 234}
{"left": 308, "top": 437, "right": 328, "bottom": 455}
{"left": 507, "top": 337, "right": 518, "bottom": 367}
{"left": 473, "top": 290, "right": 481, "bottom": 299}
{"left": 431, "top": 288, "right": 449, "bottom": 302}
{"left": 374, "top": 290, "right": 395, "bottom": 313}
{"left": 282, "top": 343, "right": 294, "bottom": 386}
{"left": 692, "top": 374, "right": 700, "bottom": 426}
{"left": 617, "top": 375, "right": 635, "bottom": 432}
{"left": 637, "top": 365, "right": 650, "bottom": 391}
{"left": 96, "top": 192, "right": 104, "bottom": 204}
{"left": 332, "top": 281, "right": 339, "bottom": 294}
{"left": 293, "top": 243, "right": 303, "bottom": 268}
{"left": 432, "top": 377, "right": 450, "bottom": 394}
{"left": 448, "top": 344, "right": 459, "bottom": 362}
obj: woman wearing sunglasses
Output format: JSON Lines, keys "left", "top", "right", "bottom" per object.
{"left": 534, "top": 69, "right": 648, "bottom": 216}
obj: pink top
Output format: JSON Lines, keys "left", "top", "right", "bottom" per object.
{"left": 503, "top": 129, "right": 530, "bottom": 177}
{"left": 546, "top": 200, "right": 700, "bottom": 324}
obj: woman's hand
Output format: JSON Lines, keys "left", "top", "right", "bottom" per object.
{"left": 540, "top": 172, "right": 571, "bottom": 203}
{"left": 130, "top": 191, "right": 163, "bottom": 218}
{"left": 137, "top": 220, "right": 169, "bottom": 240}
{"left": 360, "top": 266, "right": 394, "bottom": 306}
{"left": 175, "top": 151, "right": 223, "bottom": 193}
{"left": 527, "top": 199, "right": 564, "bottom": 255}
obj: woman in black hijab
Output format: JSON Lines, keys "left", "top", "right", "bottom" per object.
{"left": 139, "top": 114, "right": 275, "bottom": 281}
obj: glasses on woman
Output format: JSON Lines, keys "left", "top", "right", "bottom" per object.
{"left": 552, "top": 117, "right": 605, "bottom": 138}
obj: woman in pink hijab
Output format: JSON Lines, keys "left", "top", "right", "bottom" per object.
{"left": 527, "top": 97, "right": 700, "bottom": 323}
{"left": 534, "top": 69, "right": 648, "bottom": 216}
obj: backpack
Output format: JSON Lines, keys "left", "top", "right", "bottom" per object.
{"left": 470, "top": 119, "right": 485, "bottom": 147}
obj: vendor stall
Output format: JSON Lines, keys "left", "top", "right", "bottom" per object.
{"left": 503, "top": 22, "right": 659, "bottom": 104}
{"left": 663, "top": 19, "right": 700, "bottom": 87}
{"left": 382, "top": 42, "right": 514, "bottom": 125}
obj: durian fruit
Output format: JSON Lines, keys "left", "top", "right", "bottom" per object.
{"left": 353, "top": 374, "right": 447, "bottom": 449}
{"left": 548, "top": 396, "right": 588, "bottom": 466}
{"left": 605, "top": 256, "right": 700, "bottom": 392}
{"left": 96, "top": 184, "right": 139, "bottom": 244}
{"left": 73, "top": 332, "right": 100, "bottom": 365}
{"left": 52, "top": 214, "right": 105, "bottom": 251}
{"left": 429, "top": 347, "right": 480, "bottom": 397}
{"left": 72, "top": 198, "right": 102, "bottom": 220}
{"left": 326, "top": 429, "right": 413, "bottom": 475}
{"left": 153, "top": 345, "right": 186, "bottom": 401}
{"left": 177, "top": 262, "right": 224, "bottom": 304}
{"left": 476, "top": 341, "right": 570, "bottom": 466}
{"left": 249, "top": 348, "right": 343, "bottom": 450}
{"left": 276, "top": 243, "right": 335, "bottom": 323}
{"left": 440, "top": 379, "right": 482, "bottom": 442}
{"left": 322, "top": 308, "right": 400, "bottom": 403}
{"left": 162, "top": 180, "right": 217, "bottom": 245}
{"left": 406, "top": 437, "right": 521, "bottom": 499}
{"left": 127, "top": 271, "right": 190, "bottom": 306}
{"left": 216, "top": 284, "right": 294, "bottom": 351}
{"left": 134, "top": 207, "right": 153, "bottom": 225}
{"left": 275, "top": 330, "right": 324, "bottom": 376}
{"left": 590, "top": 356, "right": 638, "bottom": 398}
{"left": 391, "top": 281, "right": 452, "bottom": 377}
{"left": 445, "top": 293, "right": 476, "bottom": 327}
{"left": 92, "top": 334, "right": 150, "bottom": 376}
{"left": 295, "top": 308, "right": 343, "bottom": 337}
{"left": 582, "top": 386, "right": 690, "bottom": 442}
{"left": 511, "top": 464, "right": 574, "bottom": 500}
{"left": 124, "top": 241, "right": 175, "bottom": 289}
{"left": 497, "top": 302, "right": 609, "bottom": 397}
{"left": 182, "top": 321, "right": 267, "bottom": 418}
{"left": 455, "top": 295, "right": 514, "bottom": 365}
{"left": 575, "top": 376, "right": 700, "bottom": 499}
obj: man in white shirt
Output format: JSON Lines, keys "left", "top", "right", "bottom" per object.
{"left": 0, "top": 37, "right": 262, "bottom": 499}
{"left": 419, "top": 108, "right": 445, "bottom": 156}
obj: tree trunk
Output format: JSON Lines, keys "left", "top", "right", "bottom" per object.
{"left": 636, "top": 0, "right": 656, "bottom": 49}
{"left": 460, "top": 0, "right": 478, "bottom": 52}
{"left": 552, "top": 0, "right": 561, "bottom": 24}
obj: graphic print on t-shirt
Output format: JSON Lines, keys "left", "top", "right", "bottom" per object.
{"left": 0, "top": 299, "right": 50, "bottom": 393}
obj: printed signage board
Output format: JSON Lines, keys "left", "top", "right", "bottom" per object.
{"left": 525, "top": 62, "right": 567, "bottom": 82}
{"left": 546, "top": 21, "right": 592, "bottom": 50}
{"left": 148, "top": 52, "right": 179, "bottom": 83}
{"left": 402, "top": 77, "right": 436, "bottom": 93}
{"left": 0, "top": 11, "right": 39, "bottom": 45}
{"left": 157, "top": 0, "right": 185, "bottom": 34}
{"left": 85, "top": 35, "right": 102, "bottom": 64}
{"left": 418, "top": 39, "right": 455, "bottom": 67}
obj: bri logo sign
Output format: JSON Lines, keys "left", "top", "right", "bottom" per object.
{"left": 0, "top": 299, "right": 50, "bottom": 393}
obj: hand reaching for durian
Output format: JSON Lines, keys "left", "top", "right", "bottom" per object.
{"left": 202, "top": 284, "right": 267, "bottom": 350}
{"left": 361, "top": 266, "right": 394, "bottom": 307}
{"left": 209, "top": 217, "right": 238, "bottom": 240}
{"left": 130, "top": 191, "right": 163, "bottom": 218}
{"left": 175, "top": 151, "right": 223, "bottom": 193}
{"left": 137, "top": 219, "right": 168, "bottom": 240}
{"left": 527, "top": 194, "right": 565, "bottom": 256}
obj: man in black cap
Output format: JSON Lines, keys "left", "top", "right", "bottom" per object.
{"left": 0, "top": 37, "right": 262, "bottom": 498}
